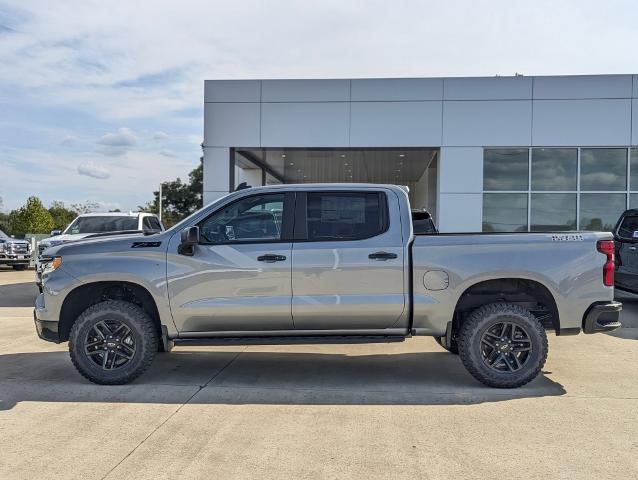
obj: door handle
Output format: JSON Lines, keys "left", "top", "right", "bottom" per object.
{"left": 368, "top": 251, "right": 398, "bottom": 260}
{"left": 257, "top": 254, "right": 287, "bottom": 262}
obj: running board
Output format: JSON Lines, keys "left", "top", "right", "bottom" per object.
{"left": 173, "top": 335, "right": 407, "bottom": 347}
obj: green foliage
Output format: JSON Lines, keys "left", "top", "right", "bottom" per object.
{"left": 141, "top": 158, "right": 203, "bottom": 228}
{"left": 48, "top": 201, "right": 78, "bottom": 231}
{"left": 8, "top": 196, "right": 55, "bottom": 235}
{"left": 0, "top": 211, "right": 10, "bottom": 234}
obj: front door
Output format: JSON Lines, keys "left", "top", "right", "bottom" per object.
{"left": 291, "top": 190, "right": 407, "bottom": 331}
{"left": 167, "top": 192, "right": 294, "bottom": 333}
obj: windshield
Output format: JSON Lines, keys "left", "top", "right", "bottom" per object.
{"left": 63, "top": 216, "right": 138, "bottom": 234}
{"left": 0, "top": 229, "right": 9, "bottom": 240}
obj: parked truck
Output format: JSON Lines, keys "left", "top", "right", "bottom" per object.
{"left": 0, "top": 229, "right": 31, "bottom": 270}
{"left": 34, "top": 184, "right": 621, "bottom": 388}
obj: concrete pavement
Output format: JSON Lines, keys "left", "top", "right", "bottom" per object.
{"left": 0, "top": 269, "right": 636, "bottom": 479}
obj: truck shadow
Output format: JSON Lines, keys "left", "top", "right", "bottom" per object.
{"left": 0, "top": 349, "right": 566, "bottom": 410}
{"left": 0, "top": 282, "right": 39, "bottom": 307}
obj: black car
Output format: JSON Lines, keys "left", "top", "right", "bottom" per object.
{"left": 614, "top": 209, "right": 638, "bottom": 294}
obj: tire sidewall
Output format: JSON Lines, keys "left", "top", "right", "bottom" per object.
{"left": 460, "top": 304, "right": 547, "bottom": 388}
{"left": 69, "top": 301, "right": 156, "bottom": 384}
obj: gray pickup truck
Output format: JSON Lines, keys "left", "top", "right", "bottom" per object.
{"left": 34, "top": 184, "right": 621, "bottom": 388}
{"left": 0, "top": 229, "right": 31, "bottom": 270}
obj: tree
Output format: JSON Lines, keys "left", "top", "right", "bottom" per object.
{"left": 141, "top": 158, "right": 203, "bottom": 227}
{"left": 48, "top": 201, "right": 78, "bottom": 231}
{"left": 71, "top": 201, "right": 101, "bottom": 214}
{"left": 9, "top": 196, "right": 55, "bottom": 235}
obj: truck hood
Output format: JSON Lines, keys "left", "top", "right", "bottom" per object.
{"left": 40, "top": 233, "right": 99, "bottom": 246}
{"left": 45, "top": 231, "right": 170, "bottom": 257}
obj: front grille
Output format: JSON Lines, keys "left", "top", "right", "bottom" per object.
{"left": 10, "top": 244, "right": 29, "bottom": 254}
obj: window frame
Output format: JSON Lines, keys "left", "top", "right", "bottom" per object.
{"left": 196, "top": 192, "right": 295, "bottom": 245}
{"left": 293, "top": 190, "right": 389, "bottom": 242}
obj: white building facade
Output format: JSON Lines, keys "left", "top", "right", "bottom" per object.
{"left": 203, "top": 75, "right": 638, "bottom": 232}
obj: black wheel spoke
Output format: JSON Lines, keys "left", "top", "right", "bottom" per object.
{"left": 85, "top": 319, "right": 136, "bottom": 371}
{"left": 480, "top": 321, "right": 532, "bottom": 373}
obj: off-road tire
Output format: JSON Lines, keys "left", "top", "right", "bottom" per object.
{"left": 69, "top": 300, "right": 158, "bottom": 385}
{"left": 434, "top": 336, "right": 459, "bottom": 354}
{"left": 458, "top": 302, "right": 548, "bottom": 388}
{"left": 12, "top": 264, "right": 27, "bottom": 271}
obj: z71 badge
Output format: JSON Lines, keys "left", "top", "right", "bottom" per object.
{"left": 551, "top": 234, "right": 584, "bottom": 242}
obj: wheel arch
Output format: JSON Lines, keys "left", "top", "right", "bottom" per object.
{"left": 59, "top": 281, "right": 162, "bottom": 344}
{"left": 452, "top": 278, "right": 561, "bottom": 334}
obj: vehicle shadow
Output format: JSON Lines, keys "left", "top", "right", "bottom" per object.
{"left": 0, "top": 349, "right": 566, "bottom": 410}
{"left": 0, "top": 282, "right": 38, "bottom": 307}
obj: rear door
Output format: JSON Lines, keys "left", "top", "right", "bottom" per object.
{"left": 615, "top": 213, "right": 638, "bottom": 292}
{"left": 291, "top": 189, "right": 407, "bottom": 331}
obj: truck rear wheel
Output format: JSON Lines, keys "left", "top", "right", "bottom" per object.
{"left": 458, "top": 302, "right": 548, "bottom": 388}
{"left": 69, "top": 300, "right": 158, "bottom": 385}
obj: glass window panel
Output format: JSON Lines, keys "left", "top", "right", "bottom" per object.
{"left": 530, "top": 194, "right": 576, "bottom": 231}
{"left": 580, "top": 148, "right": 627, "bottom": 191}
{"left": 482, "top": 194, "right": 528, "bottom": 232}
{"left": 631, "top": 148, "right": 638, "bottom": 191}
{"left": 483, "top": 149, "right": 529, "bottom": 191}
{"left": 579, "top": 194, "right": 626, "bottom": 231}
{"left": 630, "top": 194, "right": 638, "bottom": 209}
{"left": 531, "top": 148, "right": 577, "bottom": 191}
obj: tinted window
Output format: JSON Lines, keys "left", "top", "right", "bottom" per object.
{"left": 482, "top": 193, "right": 528, "bottom": 232}
{"left": 631, "top": 148, "right": 638, "bottom": 190}
{"left": 199, "top": 194, "right": 284, "bottom": 243}
{"left": 531, "top": 148, "right": 577, "bottom": 191}
{"left": 618, "top": 215, "right": 638, "bottom": 239}
{"left": 483, "top": 149, "right": 529, "bottom": 191}
{"left": 306, "top": 192, "right": 385, "bottom": 241}
{"left": 530, "top": 193, "right": 576, "bottom": 231}
{"left": 579, "top": 193, "right": 626, "bottom": 231}
{"left": 142, "top": 216, "right": 162, "bottom": 231}
{"left": 65, "top": 216, "right": 138, "bottom": 234}
{"left": 580, "top": 148, "right": 627, "bottom": 191}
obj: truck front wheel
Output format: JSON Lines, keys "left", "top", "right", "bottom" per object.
{"left": 458, "top": 302, "right": 548, "bottom": 388}
{"left": 69, "top": 300, "right": 158, "bottom": 385}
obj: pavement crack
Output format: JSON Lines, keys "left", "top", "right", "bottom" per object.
{"left": 100, "top": 347, "right": 246, "bottom": 480}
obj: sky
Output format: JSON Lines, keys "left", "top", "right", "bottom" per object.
{"left": 1, "top": 0, "right": 637, "bottom": 212}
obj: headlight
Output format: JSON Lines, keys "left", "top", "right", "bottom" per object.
{"left": 41, "top": 256, "right": 62, "bottom": 275}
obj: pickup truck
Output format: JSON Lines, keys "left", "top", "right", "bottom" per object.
{"left": 34, "top": 184, "right": 621, "bottom": 388}
{"left": 0, "top": 229, "right": 31, "bottom": 270}
{"left": 613, "top": 208, "right": 638, "bottom": 294}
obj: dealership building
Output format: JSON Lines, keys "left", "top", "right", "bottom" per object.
{"left": 203, "top": 74, "right": 638, "bottom": 232}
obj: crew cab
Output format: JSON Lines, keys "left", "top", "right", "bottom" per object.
{"left": 34, "top": 184, "right": 621, "bottom": 388}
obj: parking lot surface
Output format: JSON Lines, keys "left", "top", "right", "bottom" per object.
{"left": 0, "top": 267, "right": 637, "bottom": 479}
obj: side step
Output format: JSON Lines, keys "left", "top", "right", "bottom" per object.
{"left": 173, "top": 335, "right": 407, "bottom": 347}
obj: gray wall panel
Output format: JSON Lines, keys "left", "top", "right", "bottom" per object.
{"left": 261, "top": 79, "right": 350, "bottom": 102}
{"left": 204, "top": 80, "right": 261, "bottom": 102}
{"left": 532, "top": 99, "right": 631, "bottom": 146}
{"left": 439, "top": 147, "right": 483, "bottom": 193}
{"left": 634, "top": 75, "right": 638, "bottom": 98}
{"left": 443, "top": 76, "right": 532, "bottom": 100}
{"left": 442, "top": 100, "right": 532, "bottom": 146}
{"left": 533, "top": 75, "right": 633, "bottom": 99}
{"left": 261, "top": 102, "right": 350, "bottom": 147}
{"left": 204, "top": 103, "right": 261, "bottom": 147}
{"left": 350, "top": 101, "right": 442, "bottom": 147}
{"left": 633, "top": 99, "right": 638, "bottom": 145}
{"left": 351, "top": 78, "right": 443, "bottom": 101}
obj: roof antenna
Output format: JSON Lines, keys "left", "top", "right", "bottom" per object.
{"left": 235, "top": 182, "right": 251, "bottom": 191}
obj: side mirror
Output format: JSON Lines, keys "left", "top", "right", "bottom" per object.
{"left": 178, "top": 226, "right": 199, "bottom": 256}
{"left": 50, "top": 230, "right": 62, "bottom": 237}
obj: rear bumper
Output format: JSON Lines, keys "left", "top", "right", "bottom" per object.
{"left": 582, "top": 301, "right": 622, "bottom": 334}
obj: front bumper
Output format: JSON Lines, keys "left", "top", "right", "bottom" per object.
{"left": 583, "top": 301, "right": 622, "bottom": 334}
{"left": 0, "top": 253, "right": 31, "bottom": 264}
{"left": 34, "top": 293, "right": 61, "bottom": 343}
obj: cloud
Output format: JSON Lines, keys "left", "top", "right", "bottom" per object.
{"left": 60, "top": 135, "right": 78, "bottom": 146}
{"left": 78, "top": 161, "right": 111, "bottom": 179}
{"left": 97, "top": 127, "right": 137, "bottom": 156}
{"left": 159, "top": 149, "right": 176, "bottom": 157}
{"left": 97, "top": 127, "right": 136, "bottom": 147}
{"left": 153, "top": 130, "right": 169, "bottom": 141}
